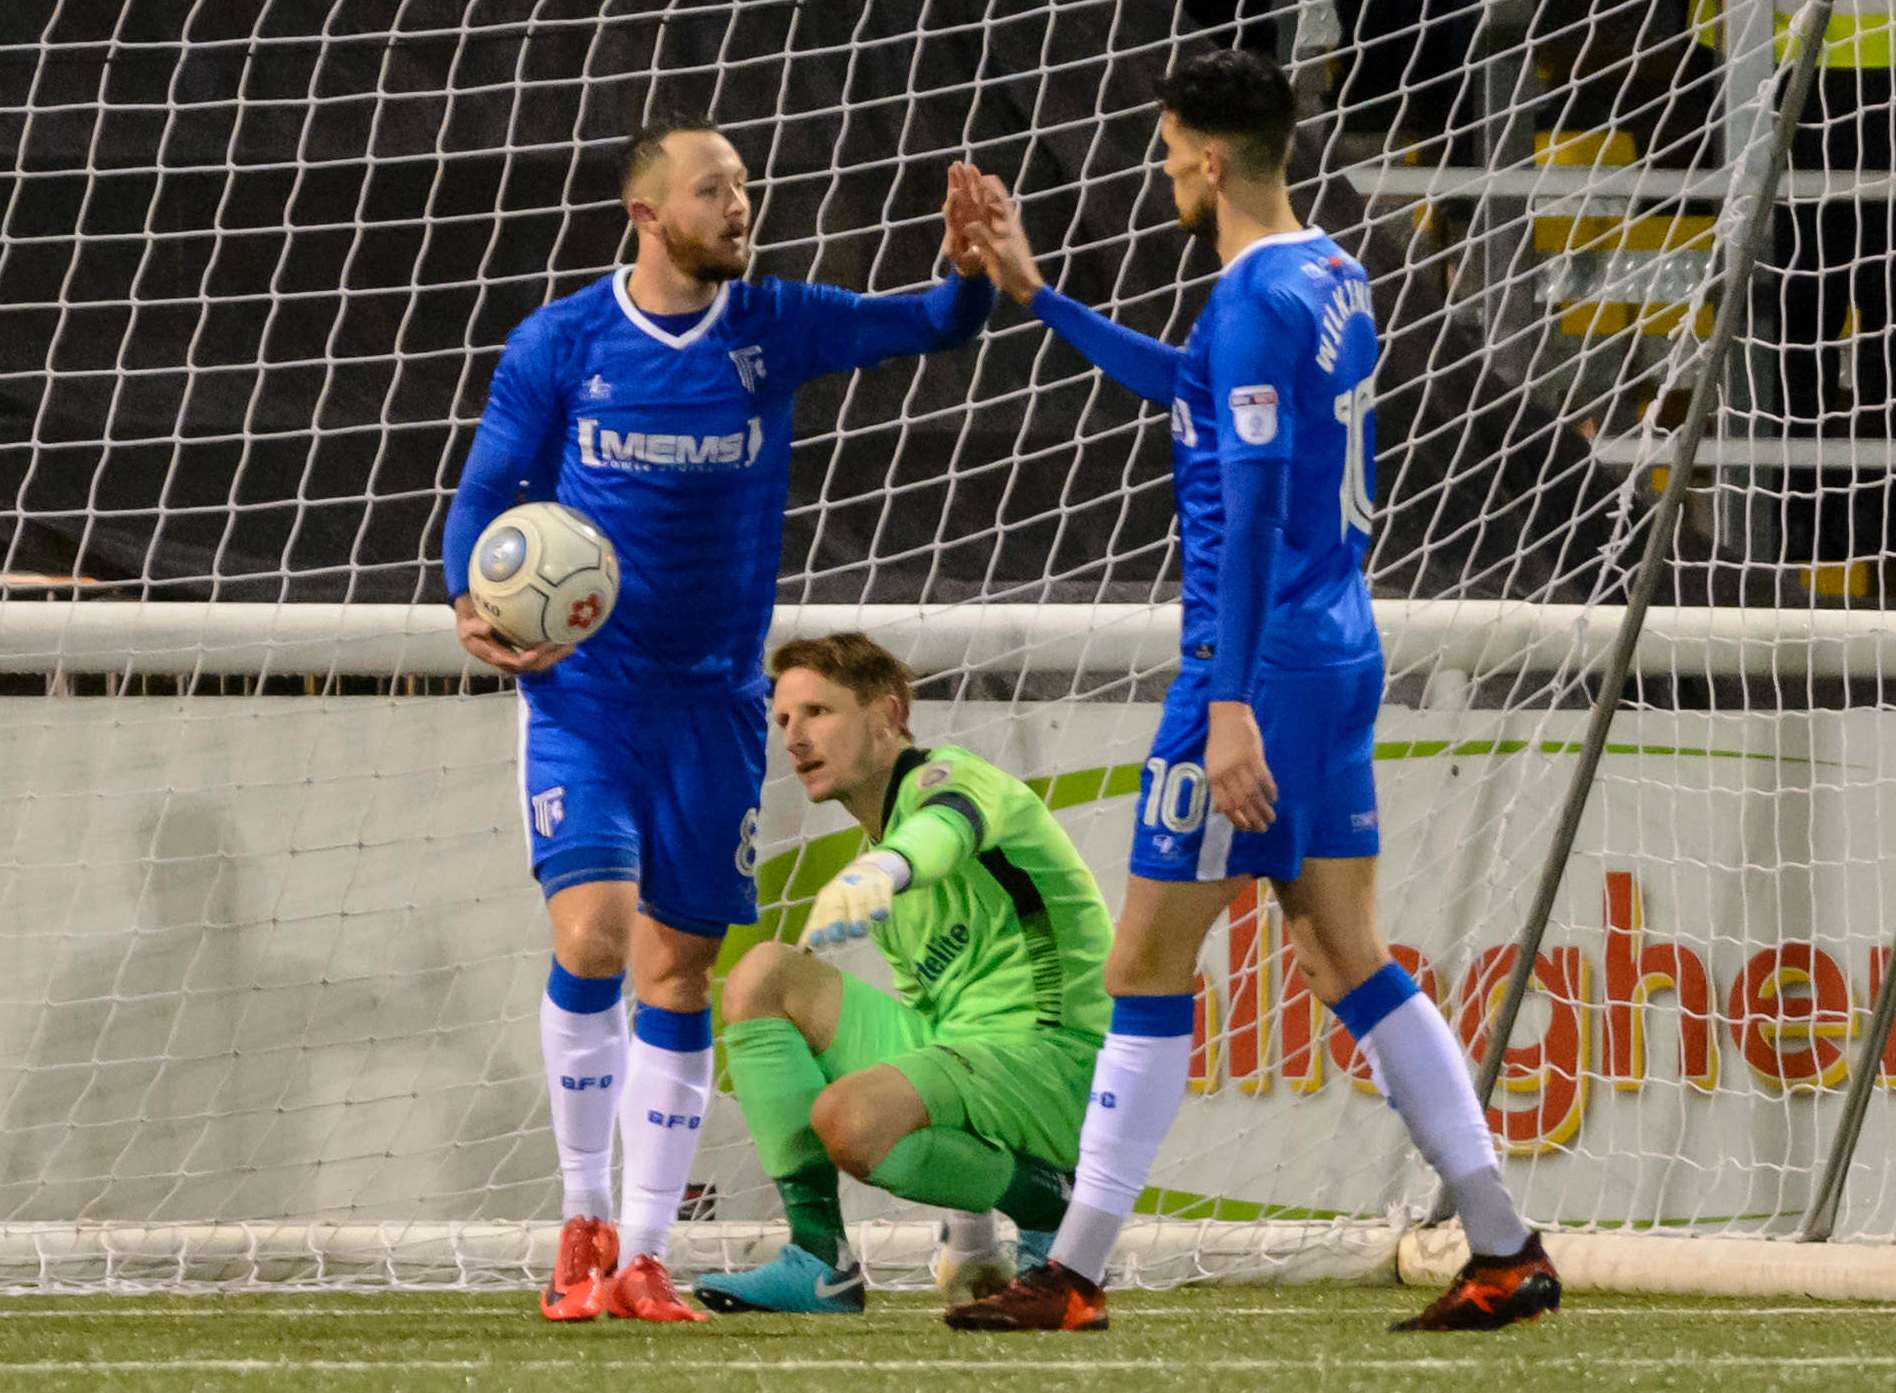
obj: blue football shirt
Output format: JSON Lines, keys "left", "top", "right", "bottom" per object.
{"left": 1168, "top": 227, "right": 1381, "bottom": 689}
{"left": 443, "top": 269, "right": 993, "bottom": 694}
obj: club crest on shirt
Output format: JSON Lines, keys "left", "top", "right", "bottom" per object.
{"left": 531, "top": 786, "right": 565, "bottom": 838}
{"left": 729, "top": 344, "right": 766, "bottom": 393}
{"left": 1228, "top": 384, "right": 1278, "bottom": 445}
{"left": 1170, "top": 397, "right": 1198, "bottom": 447}
{"left": 583, "top": 373, "right": 612, "bottom": 401}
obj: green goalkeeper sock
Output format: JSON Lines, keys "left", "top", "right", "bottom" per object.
{"left": 992, "top": 1149, "right": 1072, "bottom": 1232}
{"left": 775, "top": 1161, "right": 846, "bottom": 1268}
{"left": 867, "top": 1128, "right": 1071, "bottom": 1232}
{"left": 724, "top": 1016, "right": 846, "bottom": 1266}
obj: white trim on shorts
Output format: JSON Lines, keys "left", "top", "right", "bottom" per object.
{"left": 1195, "top": 808, "right": 1236, "bottom": 881}
{"left": 515, "top": 692, "right": 533, "bottom": 862}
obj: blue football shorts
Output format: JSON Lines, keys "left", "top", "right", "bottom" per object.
{"left": 1128, "top": 653, "right": 1383, "bottom": 885}
{"left": 516, "top": 678, "right": 767, "bottom": 936}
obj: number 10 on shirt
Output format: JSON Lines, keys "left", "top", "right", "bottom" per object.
{"left": 1333, "top": 377, "right": 1375, "bottom": 539}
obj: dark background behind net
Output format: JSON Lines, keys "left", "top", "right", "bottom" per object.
{"left": 1, "top": 0, "right": 1624, "bottom": 608}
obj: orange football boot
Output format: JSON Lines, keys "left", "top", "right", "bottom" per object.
{"left": 540, "top": 1215, "right": 620, "bottom": 1322}
{"left": 1392, "top": 1232, "right": 1562, "bottom": 1332}
{"left": 602, "top": 1253, "right": 708, "bottom": 1323}
{"left": 942, "top": 1260, "right": 1107, "bottom": 1332}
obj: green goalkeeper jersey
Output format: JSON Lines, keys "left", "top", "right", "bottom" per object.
{"left": 869, "top": 745, "right": 1113, "bottom": 1043}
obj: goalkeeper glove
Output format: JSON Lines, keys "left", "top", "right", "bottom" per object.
{"left": 802, "top": 852, "right": 911, "bottom": 951}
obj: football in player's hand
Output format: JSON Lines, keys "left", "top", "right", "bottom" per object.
{"left": 468, "top": 502, "right": 620, "bottom": 647}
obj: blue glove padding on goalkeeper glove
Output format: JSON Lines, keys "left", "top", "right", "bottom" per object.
{"left": 802, "top": 851, "right": 912, "bottom": 951}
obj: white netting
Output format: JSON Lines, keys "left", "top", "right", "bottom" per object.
{"left": 2, "top": 1, "right": 1894, "bottom": 1290}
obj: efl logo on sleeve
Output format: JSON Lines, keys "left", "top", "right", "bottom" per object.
{"left": 1228, "top": 384, "right": 1278, "bottom": 444}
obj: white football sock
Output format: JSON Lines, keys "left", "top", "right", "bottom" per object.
{"left": 1052, "top": 1021, "right": 1192, "bottom": 1285}
{"left": 539, "top": 989, "right": 626, "bottom": 1223}
{"left": 617, "top": 1020, "right": 713, "bottom": 1260}
{"left": 1356, "top": 1034, "right": 1388, "bottom": 1097}
{"left": 1367, "top": 991, "right": 1530, "bottom": 1256}
{"left": 941, "top": 1209, "right": 1000, "bottom": 1258}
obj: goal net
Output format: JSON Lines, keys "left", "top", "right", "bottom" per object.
{"left": 3, "top": 1, "right": 1894, "bottom": 1292}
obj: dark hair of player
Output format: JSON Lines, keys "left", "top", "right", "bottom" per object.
{"left": 620, "top": 112, "right": 724, "bottom": 199}
{"left": 769, "top": 632, "right": 915, "bottom": 740}
{"left": 1154, "top": 49, "right": 1295, "bottom": 181}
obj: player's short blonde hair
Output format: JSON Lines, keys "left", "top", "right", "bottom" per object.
{"left": 769, "top": 632, "right": 914, "bottom": 739}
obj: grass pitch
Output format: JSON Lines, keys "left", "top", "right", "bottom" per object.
{"left": 1, "top": 1284, "right": 1888, "bottom": 1392}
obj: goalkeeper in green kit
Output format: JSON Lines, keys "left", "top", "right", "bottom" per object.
{"left": 695, "top": 632, "right": 1113, "bottom": 1316}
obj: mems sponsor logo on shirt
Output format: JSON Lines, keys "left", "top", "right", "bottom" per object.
{"left": 576, "top": 416, "right": 763, "bottom": 471}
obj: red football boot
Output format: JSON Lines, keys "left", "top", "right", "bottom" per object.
{"left": 602, "top": 1253, "right": 709, "bottom": 1323}
{"left": 540, "top": 1216, "right": 620, "bottom": 1322}
{"left": 1392, "top": 1232, "right": 1562, "bottom": 1332}
{"left": 942, "top": 1260, "right": 1108, "bottom": 1332}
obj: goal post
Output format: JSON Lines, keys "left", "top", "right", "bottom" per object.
{"left": 4, "top": 598, "right": 1896, "bottom": 679}
{"left": 5, "top": 1, "right": 1896, "bottom": 1295}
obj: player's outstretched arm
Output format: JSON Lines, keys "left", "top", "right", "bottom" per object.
{"left": 780, "top": 163, "right": 998, "bottom": 381}
{"left": 960, "top": 166, "right": 1181, "bottom": 407}
{"left": 799, "top": 758, "right": 998, "bottom": 951}
{"left": 801, "top": 850, "right": 910, "bottom": 950}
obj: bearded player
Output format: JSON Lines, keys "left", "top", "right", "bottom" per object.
{"left": 691, "top": 632, "right": 1111, "bottom": 1315}
{"left": 944, "top": 51, "right": 1560, "bottom": 1333}
{"left": 441, "top": 116, "right": 995, "bottom": 1324}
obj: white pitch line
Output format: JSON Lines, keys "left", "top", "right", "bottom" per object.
{"left": 10, "top": 1355, "right": 1896, "bottom": 1375}
{"left": 880, "top": 1303, "right": 1896, "bottom": 1319}
{"left": 0, "top": 1306, "right": 527, "bottom": 1319}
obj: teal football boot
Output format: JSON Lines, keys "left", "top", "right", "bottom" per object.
{"left": 695, "top": 1243, "right": 867, "bottom": 1315}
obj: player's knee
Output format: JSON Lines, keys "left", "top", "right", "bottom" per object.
{"left": 1281, "top": 914, "right": 1344, "bottom": 1000}
{"left": 1282, "top": 910, "right": 1388, "bottom": 1004}
{"left": 811, "top": 1082, "right": 887, "bottom": 1179}
{"left": 552, "top": 916, "right": 630, "bottom": 979}
{"left": 632, "top": 918, "right": 722, "bottom": 1012}
{"left": 722, "top": 941, "right": 799, "bottom": 1022}
{"left": 1103, "top": 937, "right": 1193, "bottom": 998}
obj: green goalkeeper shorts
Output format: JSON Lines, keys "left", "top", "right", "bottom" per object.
{"left": 817, "top": 973, "right": 1099, "bottom": 1172}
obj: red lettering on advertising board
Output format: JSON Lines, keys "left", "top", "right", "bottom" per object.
{"left": 1602, "top": 870, "right": 1716, "bottom": 1090}
{"left": 1727, "top": 943, "right": 1852, "bottom": 1090}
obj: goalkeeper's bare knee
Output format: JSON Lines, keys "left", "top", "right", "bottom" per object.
{"left": 721, "top": 940, "right": 841, "bottom": 1045}
{"left": 811, "top": 1071, "right": 925, "bottom": 1178}
{"left": 811, "top": 1081, "right": 886, "bottom": 1178}
{"left": 721, "top": 941, "right": 806, "bottom": 1021}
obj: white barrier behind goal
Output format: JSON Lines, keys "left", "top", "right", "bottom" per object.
{"left": 4, "top": 2, "right": 1896, "bottom": 1293}
{"left": 2, "top": 599, "right": 1895, "bottom": 1293}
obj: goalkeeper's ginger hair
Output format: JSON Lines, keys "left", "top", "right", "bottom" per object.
{"left": 768, "top": 632, "right": 915, "bottom": 740}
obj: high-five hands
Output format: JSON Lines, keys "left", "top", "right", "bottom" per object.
{"left": 942, "top": 161, "right": 990, "bottom": 278}
{"left": 945, "top": 162, "right": 1044, "bottom": 305}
